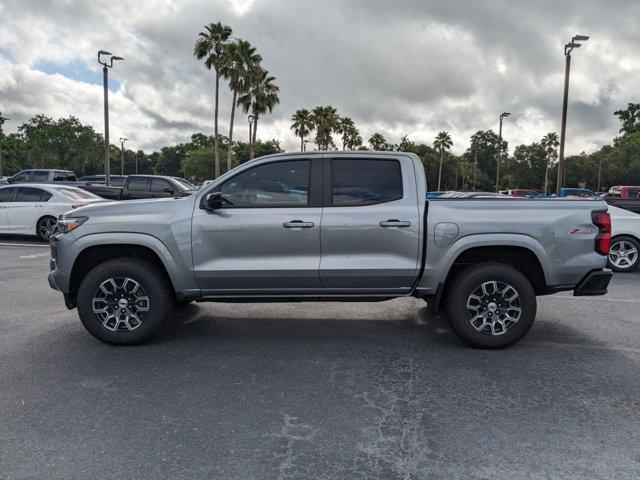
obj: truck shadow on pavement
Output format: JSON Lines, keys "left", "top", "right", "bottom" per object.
{"left": 148, "top": 302, "right": 608, "bottom": 353}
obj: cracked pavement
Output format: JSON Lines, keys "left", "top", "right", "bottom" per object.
{"left": 1, "top": 240, "right": 640, "bottom": 479}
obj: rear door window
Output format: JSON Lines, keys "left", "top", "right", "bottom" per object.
{"left": 15, "top": 187, "right": 45, "bottom": 202}
{"left": 127, "top": 177, "right": 149, "bottom": 191}
{"left": 330, "top": 159, "right": 403, "bottom": 206}
{"left": 150, "top": 179, "right": 172, "bottom": 192}
{"left": 32, "top": 171, "right": 49, "bottom": 182}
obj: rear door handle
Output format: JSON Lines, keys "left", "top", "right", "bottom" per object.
{"left": 379, "top": 219, "right": 411, "bottom": 227}
{"left": 283, "top": 220, "right": 314, "bottom": 228}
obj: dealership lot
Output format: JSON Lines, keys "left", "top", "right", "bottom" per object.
{"left": 1, "top": 239, "right": 639, "bottom": 479}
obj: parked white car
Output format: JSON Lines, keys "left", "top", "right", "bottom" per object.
{"left": 0, "top": 184, "right": 106, "bottom": 241}
{"left": 608, "top": 206, "right": 640, "bottom": 272}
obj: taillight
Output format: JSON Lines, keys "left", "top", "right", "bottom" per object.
{"left": 592, "top": 212, "right": 611, "bottom": 255}
{"left": 71, "top": 203, "right": 87, "bottom": 209}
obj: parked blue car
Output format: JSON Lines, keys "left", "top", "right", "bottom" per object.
{"left": 559, "top": 188, "right": 599, "bottom": 198}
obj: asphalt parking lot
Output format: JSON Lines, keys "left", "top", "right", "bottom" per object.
{"left": 1, "top": 237, "right": 640, "bottom": 480}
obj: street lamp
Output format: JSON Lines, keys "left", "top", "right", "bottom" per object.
{"left": 303, "top": 139, "right": 312, "bottom": 152}
{"left": 496, "top": 112, "right": 510, "bottom": 191}
{"left": 0, "top": 112, "right": 8, "bottom": 179}
{"left": 98, "top": 50, "right": 124, "bottom": 186}
{"left": 556, "top": 34, "right": 589, "bottom": 195}
{"left": 119, "top": 137, "right": 128, "bottom": 175}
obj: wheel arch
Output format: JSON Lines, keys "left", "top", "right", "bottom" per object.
{"left": 66, "top": 233, "right": 197, "bottom": 306}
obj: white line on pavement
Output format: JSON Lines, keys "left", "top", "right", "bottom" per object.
{"left": 544, "top": 295, "right": 640, "bottom": 304}
{"left": 18, "top": 252, "right": 51, "bottom": 259}
{"left": 0, "top": 242, "right": 49, "bottom": 248}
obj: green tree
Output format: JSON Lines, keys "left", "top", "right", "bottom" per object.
{"left": 368, "top": 132, "right": 388, "bottom": 151}
{"left": 237, "top": 67, "right": 280, "bottom": 159}
{"left": 467, "top": 130, "right": 507, "bottom": 190}
{"left": 222, "top": 39, "right": 262, "bottom": 170}
{"left": 194, "top": 21, "right": 233, "bottom": 178}
{"left": 290, "top": 109, "right": 313, "bottom": 151}
{"left": 344, "top": 126, "right": 362, "bottom": 150}
{"left": 310, "top": 105, "right": 340, "bottom": 150}
{"left": 336, "top": 117, "right": 355, "bottom": 150}
{"left": 433, "top": 131, "right": 453, "bottom": 191}
{"left": 614, "top": 103, "right": 640, "bottom": 136}
{"left": 541, "top": 132, "right": 559, "bottom": 194}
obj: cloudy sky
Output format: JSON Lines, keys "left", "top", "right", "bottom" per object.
{"left": 0, "top": 0, "right": 638, "bottom": 155}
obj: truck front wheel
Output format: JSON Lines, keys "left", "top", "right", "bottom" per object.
{"left": 77, "top": 258, "right": 173, "bottom": 345}
{"left": 444, "top": 262, "right": 536, "bottom": 349}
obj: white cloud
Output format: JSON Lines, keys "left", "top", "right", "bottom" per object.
{"left": 0, "top": 0, "right": 637, "bottom": 155}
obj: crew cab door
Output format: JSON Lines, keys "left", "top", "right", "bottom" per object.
{"left": 192, "top": 158, "right": 323, "bottom": 293}
{"left": 319, "top": 156, "right": 421, "bottom": 292}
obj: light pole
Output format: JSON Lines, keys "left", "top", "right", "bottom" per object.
{"left": 248, "top": 114, "right": 256, "bottom": 159}
{"left": 303, "top": 140, "right": 312, "bottom": 152}
{"left": 119, "top": 137, "right": 128, "bottom": 175}
{"left": 496, "top": 112, "right": 510, "bottom": 191}
{"left": 473, "top": 148, "right": 478, "bottom": 191}
{"left": 98, "top": 50, "right": 124, "bottom": 186}
{"left": 556, "top": 34, "right": 589, "bottom": 195}
{"left": 0, "top": 113, "right": 8, "bottom": 179}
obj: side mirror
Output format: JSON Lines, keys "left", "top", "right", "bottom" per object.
{"left": 201, "top": 191, "right": 223, "bottom": 210}
{"left": 163, "top": 186, "right": 175, "bottom": 195}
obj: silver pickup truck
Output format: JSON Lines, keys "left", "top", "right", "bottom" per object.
{"left": 48, "top": 152, "right": 612, "bottom": 348}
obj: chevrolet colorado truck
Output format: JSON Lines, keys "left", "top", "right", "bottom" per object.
{"left": 48, "top": 152, "right": 613, "bottom": 348}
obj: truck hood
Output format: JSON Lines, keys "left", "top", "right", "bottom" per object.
{"left": 67, "top": 195, "right": 196, "bottom": 218}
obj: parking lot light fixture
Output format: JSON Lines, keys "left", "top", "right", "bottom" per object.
{"left": 98, "top": 50, "right": 124, "bottom": 186}
{"left": 557, "top": 35, "right": 589, "bottom": 195}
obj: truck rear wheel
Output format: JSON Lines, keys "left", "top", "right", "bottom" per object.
{"left": 444, "top": 262, "right": 536, "bottom": 349}
{"left": 77, "top": 258, "right": 173, "bottom": 345}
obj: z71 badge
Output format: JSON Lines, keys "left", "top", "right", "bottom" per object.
{"left": 569, "top": 226, "right": 597, "bottom": 235}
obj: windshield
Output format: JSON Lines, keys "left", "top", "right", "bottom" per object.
{"left": 56, "top": 188, "right": 101, "bottom": 200}
{"left": 173, "top": 178, "right": 197, "bottom": 191}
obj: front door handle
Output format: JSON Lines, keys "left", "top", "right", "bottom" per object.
{"left": 283, "top": 220, "right": 314, "bottom": 228}
{"left": 379, "top": 219, "right": 411, "bottom": 227}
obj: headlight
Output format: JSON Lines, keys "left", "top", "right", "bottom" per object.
{"left": 57, "top": 216, "right": 88, "bottom": 234}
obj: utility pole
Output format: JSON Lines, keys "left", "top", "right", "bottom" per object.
{"left": 557, "top": 35, "right": 589, "bottom": 195}
{"left": 119, "top": 137, "right": 128, "bottom": 175}
{"left": 496, "top": 112, "right": 510, "bottom": 191}
{"left": 98, "top": 50, "right": 124, "bottom": 186}
{"left": 0, "top": 113, "right": 8, "bottom": 179}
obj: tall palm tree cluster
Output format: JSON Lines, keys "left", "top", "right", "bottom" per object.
{"left": 194, "top": 22, "right": 279, "bottom": 177}
{"left": 290, "top": 106, "right": 363, "bottom": 151}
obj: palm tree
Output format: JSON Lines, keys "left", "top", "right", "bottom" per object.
{"left": 194, "top": 22, "right": 232, "bottom": 178}
{"left": 345, "top": 126, "right": 362, "bottom": 150}
{"left": 369, "top": 133, "right": 388, "bottom": 151}
{"left": 237, "top": 68, "right": 280, "bottom": 159}
{"left": 433, "top": 131, "right": 453, "bottom": 191}
{"left": 221, "top": 39, "right": 262, "bottom": 171}
{"left": 290, "top": 109, "right": 313, "bottom": 151}
{"left": 336, "top": 117, "right": 355, "bottom": 150}
{"left": 541, "top": 132, "right": 559, "bottom": 195}
{"left": 310, "top": 106, "right": 339, "bottom": 150}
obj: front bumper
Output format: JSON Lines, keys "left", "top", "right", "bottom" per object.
{"left": 573, "top": 268, "right": 612, "bottom": 296}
